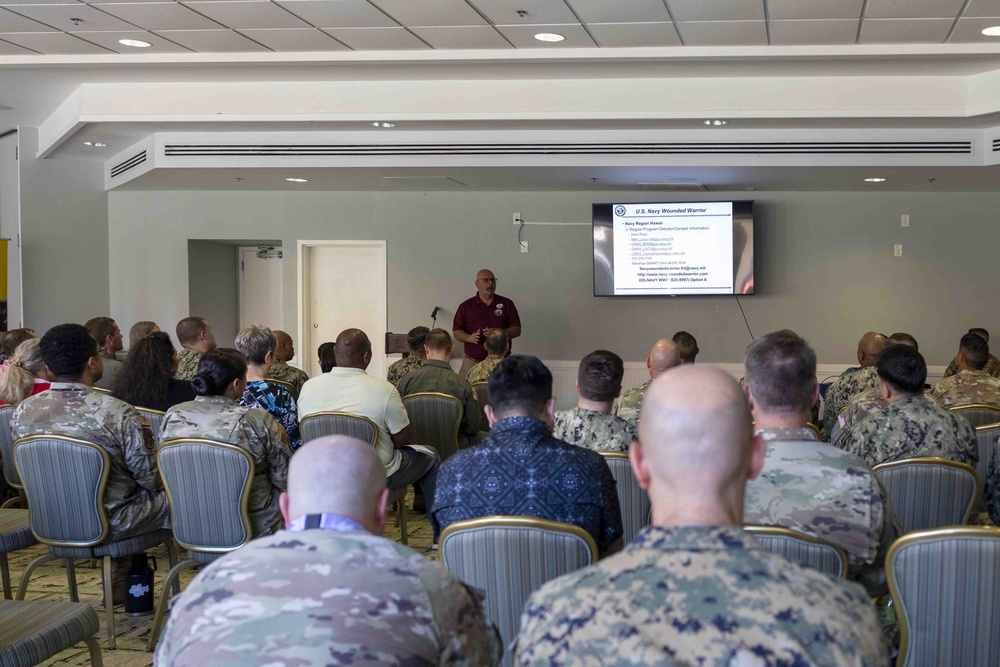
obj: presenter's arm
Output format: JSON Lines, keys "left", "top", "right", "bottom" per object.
{"left": 506, "top": 326, "right": 522, "bottom": 340}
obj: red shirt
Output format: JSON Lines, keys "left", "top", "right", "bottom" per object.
{"left": 453, "top": 293, "right": 521, "bottom": 361}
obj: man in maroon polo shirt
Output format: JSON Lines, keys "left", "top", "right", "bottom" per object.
{"left": 453, "top": 269, "right": 521, "bottom": 378}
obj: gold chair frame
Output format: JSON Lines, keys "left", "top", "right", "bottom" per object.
{"left": 267, "top": 378, "right": 298, "bottom": 401}
{"left": 886, "top": 525, "right": 1000, "bottom": 667}
{"left": 0, "top": 404, "right": 25, "bottom": 509}
{"left": 401, "top": 391, "right": 463, "bottom": 455}
{"left": 872, "top": 456, "right": 980, "bottom": 527}
{"left": 440, "top": 515, "right": 599, "bottom": 561}
{"left": 743, "top": 524, "right": 849, "bottom": 579}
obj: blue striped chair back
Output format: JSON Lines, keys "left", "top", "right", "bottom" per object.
{"left": 950, "top": 404, "right": 1000, "bottom": 429}
{"left": 599, "top": 451, "right": 649, "bottom": 545}
{"left": 888, "top": 527, "right": 1000, "bottom": 667}
{"left": 873, "top": 457, "right": 978, "bottom": 534}
{"left": 0, "top": 406, "right": 18, "bottom": 489}
{"left": 158, "top": 439, "right": 253, "bottom": 553}
{"left": 440, "top": 516, "right": 597, "bottom": 667}
{"left": 974, "top": 423, "right": 1000, "bottom": 511}
{"left": 300, "top": 412, "right": 377, "bottom": 446}
{"left": 402, "top": 392, "right": 463, "bottom": 460}
{"left": 744, "top": 525, "right": 848, "bottom": 578}
{"left": 12, "top": 436, "right": 109, "bottom": 546}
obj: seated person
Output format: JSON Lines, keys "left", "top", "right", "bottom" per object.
{"left": 174, "top": 316, "right": 217, "bottom": 380}
{"left": 516, "top": 365, "right": 887, "bottom": 665}
{"left": 943, "top": 327, "right": 1000, "bottom": 378}
{"left": 466, "top": 328, "right": 509, "bottom": 385}
{"left": 833, "top": 333, "right": 919, "bottom": 439}
{"left": 671, "top": 330, "right": 698, "bottom": 364}
{"left": 929, "top": 332, "right": 1000, "bottom": 408}
{"left": 235, "top": 325, "right": 302, "bottom": 449}
{"left": 386, "top": 326, "right": 429, "bottom": 386}
{"left": 0, "top": 328, "right": 35, "bottom": 367}
{"left": 553, "top": 350, "right": 637, "bottom": 452}
{"left": 12, "top": 323, "right": 169, "bottom": 540}
{"left": 267, "top": 330, "right": 310, "bottom": 395}
{"left": 614, "top": 338, "right": 679, "bottom": 424}
{"left": 835, "top": 345, "right": 977, "bottom": 468}
{"left": 432, "top": 355, "right": 623, "bottom": 556}
{"left": 0, "top": 338, "right": 53, "bottom": 405}
{"left": 156, "top": 436, "right": 499, "bottom": 666}
{"left": 110, "top": 331, "right": 196, "bottom": 412}
{"left": 317, "top": 341, "right": 336, "bottom": 372}
{"left": 121, "top": 320, "right": 159, "bottom": 361}
{"left": 397, "top": 328, "right": 482, "bottom": 447}
{"left": 821, "top": 332, "right": 886, "bottom": 441}
{"left": 299, "top": 329, "right": 439, "bottom": 507}
{"left": 161, "top": 348, "right": 292, "bottom": 537}
{"left": 85, "top": 317, "right": 124, "bottom": 390}
{"left": 742, "top": 331, "right": 899, "bottom": 594}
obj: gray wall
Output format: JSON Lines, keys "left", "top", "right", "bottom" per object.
{"left": 20, "top": 128, "right": 109, "bottom": 333}
{"left": 107, "top": 189, "right": 1000, "bottom": 367}
{"left": 187, "top": 240, "right": 238, "bottom": 348}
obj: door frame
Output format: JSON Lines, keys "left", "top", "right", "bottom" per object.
{"left": 297, "top": 240, "right": 388, "bottom": 379}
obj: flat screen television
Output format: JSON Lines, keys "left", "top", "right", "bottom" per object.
{"left": 593, "top": 200, "right": 755, "bottom": 296}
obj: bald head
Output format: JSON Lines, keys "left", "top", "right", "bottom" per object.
{"left": 635, "top": 365, "right": 759, "bottom": 526}
{"left": 281, "top": 436, "right": 388, "bottom": 533}
{"left": 475, "top": 269, "right": 497, "bottom": 301}
{"left": 273, "top": 330, "right": 294, "bottom": 362}
{"left": 858, "top": 332, "right": 887, "bottom": 366}
{"left": 648, "top": 339, "right": 681, "bottom": 378}
{"left": 334, "top": 329, "right": 372, "bottom": 369}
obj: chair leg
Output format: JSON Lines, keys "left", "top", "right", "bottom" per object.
{"left": 145, "top": 559, "right": 197, "bottom": 652}
{"left": 15, "top": 553, "right": 59, "bottom": 600}
{"left": 102, "top": 556, "right": 116, "bottom": 650}
{"left": 397, "top": 502, "right": 408, "bottom": 545}
{"left": 66, "top": 559, "right": 79, "bottom": 602}
{"left": 84, "top": 636, "right": 104, "bottom": 667}
{"left": 0, "top": 552, "right": 9, "bottom": 599}
{"left": 166, "top": 539, "right": 181, "bottom": 595}
{"left": 0, "top": 495, "right": 21, "bottom": 509}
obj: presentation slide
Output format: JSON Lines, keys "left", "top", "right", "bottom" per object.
{"left": 611, "top": 201, "right": 735, "bottom": 295}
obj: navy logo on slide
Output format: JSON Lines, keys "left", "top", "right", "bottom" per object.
{"left": 614, "top": 205, "right": 626, "bottom": 217}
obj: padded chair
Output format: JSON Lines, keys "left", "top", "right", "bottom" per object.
{"left": 402, "top": 392, "right": 463, "bottom": 460}
{"left": 873, "top": 457, "right": 978, "bottom": 534}
{"left": 598, "top": 451, "right": 649, "bottom": 545}
{"left": 440, "top": 516, "right": 597, "bottom": 667}
{"left": 135, "top": 407, "right": 165, "bottom": 446}
{"left": 805, "top": 422, "right": 822, "bottom": 439}
{"left": 12, "top": 434, "right": 176, "bottom": 650}
{"left": 0, "top": 509, "right": 36, "bottom": 599}
{"left": 145, "top": 438, "right": 255, "bottom": 651}
{"left": 0, "top": 600, "right": 103, "bottom": 667}
{"left": 299, "top": 412, "right": 409, "bottom": 544}
{"left": 950, "top": 404, "right": 1000, "bottom": 429}
{"left": 470, "top": 381, "right": 489, "bottom": 432}
{"left": 90, "top": 387, "right": 111, "bottom": 395}
{"left": 0, "top": 405, "right": 24, "bottom": 510}
{"left": 887, "top": 527, "right": 1000, "bottom": 667}
{"left": 267, "top": 378, "right": 298, "bottom": 401}
{"left": 973, "top": 423, "right": 1000, "bottom": 512}
{"left": 743, "top": 525, "right": 848, "bottom": 579}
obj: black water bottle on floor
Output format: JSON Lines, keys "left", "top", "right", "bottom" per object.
{"left": 124, "top": 554, "right": 156, "bottom": 616}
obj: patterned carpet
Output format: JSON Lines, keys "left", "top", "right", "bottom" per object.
{"left": 6, "top": 495, "right": 435, "bottom": 667}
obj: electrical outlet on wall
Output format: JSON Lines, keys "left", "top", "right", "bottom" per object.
{"left": 901, "top": 214, "right": 910, "bottom": 227}
{"left": 894, "top": 244, "right": 903, "bottom": 257}
{"left": 520, "top": 241, "right": 528, "bottom": 253}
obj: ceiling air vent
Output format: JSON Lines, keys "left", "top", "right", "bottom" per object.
{"left": 110, "top": 150, "right": 147, "bottom": 178}
{"left": 639, "top": 181, "right": 707, "bottom": 192}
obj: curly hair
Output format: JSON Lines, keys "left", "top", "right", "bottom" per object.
{"left": 110, "top": 332, "right": 177, "bottom": 408}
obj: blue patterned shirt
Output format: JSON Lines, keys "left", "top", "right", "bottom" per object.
{"left": 239, "top": 380, "right": 302, "bottom": 450}
{"left": 431, "top": 416, "right": 623, "bottom": 554}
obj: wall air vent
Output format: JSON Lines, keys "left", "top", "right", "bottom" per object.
{"left": 163, "top": 141, "right": 973, "bottom": 157}
{"left": 992, "top": 139, "right": 1000, "bottom": 152}
{"left": 110, "top": 150, "right": 147, "bottom": 178}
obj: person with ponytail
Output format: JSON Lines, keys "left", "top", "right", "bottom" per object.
{"left": 111, "top": 331, "right": 195, "bottom": 411}
{"left": 160, "top": 348, "right": 292, "bottom": 537}
{"left": 0, "top": 338, "right": 53, "bottom": 406}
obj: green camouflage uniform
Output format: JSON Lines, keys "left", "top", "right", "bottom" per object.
{"left": 467, "top": 356, "right": 502, "bottom": 385}
{"left": 516, "top": 525, "right": 888, "bottom": 667}
{"left": 745, "top": 427, "right": 899, "bottom": 594}
{"left": 267, "top": 360, "right": 309, "bottom": 396}
{"left": 613, "top": 379, "right": 650, "bottom": 425}
{"left": 928, "top": 369, "right": 1000, "bottom": 409}
{"left": 553, "top": 407, "right": 637, "bottom": 452}
{"left": 834, "top": 387, "right": 887, "bottom": 441}
{"left": 822, "top": 366, "right": 879, "bottom": 442}
{"left": 396, "top": 360, "right": 482, "bottom": 446}
{"left": 155, "top": 528, "right": 501, "bottom": 667}
{"left": 944, "top": 353, "right": 1000, "bottom": 379}
{"left": 174, "top": 348, "right": 203, "bottom": 381}
{"left": 386, "top": 356, "right": 426, "bottom": 386}
{"left": 11, "top": 383, "right": 169, "bottom": 539}
{"left": 834, "top": 396, "right": 977, "bottom": 469}
{"left": 161, "top": 396, "right": 292, "bottom": 537}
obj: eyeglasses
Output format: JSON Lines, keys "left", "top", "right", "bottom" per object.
{"left": 477, "top": 277, "right": 497, "bottom": 284}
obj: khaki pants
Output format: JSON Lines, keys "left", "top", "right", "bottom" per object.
{"left": 459, "top": 356, "right": 478, "bottom": 379}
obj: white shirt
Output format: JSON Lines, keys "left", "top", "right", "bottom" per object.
{"left": 298, "top": 367, "right": 409, "bottom": 476}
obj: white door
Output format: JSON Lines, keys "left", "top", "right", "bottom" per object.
{"left": 239, "top": 246, "right": 284, "bottom": 331}
{"left": 299, "top": 241, "right": 387, "bottom": 380}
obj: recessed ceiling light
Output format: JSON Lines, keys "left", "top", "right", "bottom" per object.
{"left": 83, "top": 141, "right": 108, "bottom": 147}
{"left": 704, "top": 119, "right": 728, "bottom": 126}
{"left": 370, "top": 121, "right": 396, "bottom": 128}
{"left": 118, "top": 38, "right": 152, "bottom": 48}
{"left": 285, "top": 178, "right": 309, "bottom": 183}
{"left": 534, "top": 32, "right": 565, "bottom": 42}
{"left": 982, "top": 26, "right": 1000, "bottom": 36}
{"left": 864, "top": 177, "right": 886, "bottom": 183}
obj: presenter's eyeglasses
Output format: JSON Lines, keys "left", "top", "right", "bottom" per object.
{"left": 477, "top": 277, "right": 497, "bottom": 284}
